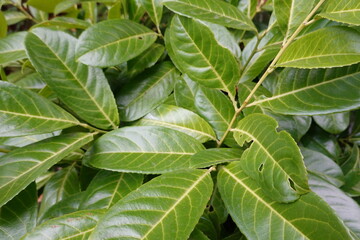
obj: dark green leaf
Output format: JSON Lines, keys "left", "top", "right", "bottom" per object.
{"left": 313, "top": 112, "right": 350, "bottom": 134}
{"left": 0, "top": 32, "right": 27, "bottom": 65}
{"left": 89, "top": 169, "right": 213, "bottom": 240}
{"left": 31, "top": 17, "right": 91, "bottom": 30}
{"left": 174, "top": 75, "right": 199, "bottom": 112}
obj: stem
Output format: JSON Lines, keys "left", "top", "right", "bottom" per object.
{"left": 15, "top": 3, "right": 39, "bottom": 23}
{"left": 217, "top": 0, "right": 326, "bottom": 148}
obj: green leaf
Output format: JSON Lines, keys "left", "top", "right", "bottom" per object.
{"left": 22, "top": 209, "right": 106, "bottom": 240}
{"left": 117, "top": 62, "right": 178, "bottom": 122}
{"left": 313, "top": 112, "right": 350, "bottom": 134}
{"left": 0, "top": 11, "right": 6, "bottom": 38}
{"left": 0, "top": 132, "right": 57, "bottom": 148}
{"left": 274, "top": 0, "right": 315, "bottom": 38}
{"left": 189, "top": 148, "right": 242, "bottom": 168}
{"left": 0, "top": 81, "right": 79, "bottom": 137}
{"left": 31, "top": 17, "right": 91, "bottom": 30}
{"left": 38, "top": 165, "right": 80, "bottom": 219}
{"left": 0, "top": 32, "right": 27, "bottom": 65}
{"left": 4, "top": 11, "right": 28, "bottom": 25}
{"left": 79, "top": 171, "right": 143, "bottom": 210}
{"left": 189, "top": 229, "right": 210, "bottom": 240}
{"left": 163, "top": 0, "right": 256, "bottom": 31}
{"left": 0, "top": 183, "right": 37, "bottom": 240}
{"left": 233, "top": 113, "right": 309, "bottom": 202}
{"left": 134, "top": 104, "right": 217, "bottom": 143}
{"left": 27, "top": 0, "right": 65, "bottom": 13}
{"left": 277, "top": 26, "right": 360, "bottom": 68}
{"left": 89, "top": 169, "right": 213, "bottom": 240}
{"left": 0, "top": 132, "right": 94, "bottom": 207}
{"left": 84, "top": 126, "right": 205, "bottom": 174}
{"left": 309, "top": 174, "right": 360, "bottom": 237}
{"left": 218, "top": 162, "right": 354, "bottom": 240}
{"left": 250, "top": 64, "right": 360, "bottom": 115}
{"left": 174, "top": 75, "right": 200, "bottom": 112}
{"left": 341, "top": 146, "right": 360, "bottom": 196}
{"left": 167, "top": 15, "right": 240, "bottom": 96}
{"left": 25, "top": 28, "right": 119, "bottom": 130}
{"left": 76, "top": 19, "right": 157, "bottom": 67}
{"left": 194, "top": 86, "right": 235, "bottom": 140}
{"left": 301, "top": 147, "right": 344, "bottom": 187}
{"left": 319, "top": 0, "right": 360, "bottom": 26}
{"left": 140, "top": 0, "right": 163, "bottom": 28}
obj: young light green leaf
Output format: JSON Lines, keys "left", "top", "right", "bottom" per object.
{"left": 233, "top": 113, "right": 309, "bottom": 202}
{"left": 22, "top": 209, "right": 106, "bottom": 240}
{"left": 218, "top": 162, "right": 354, "bottom": 240}
{"left": 79, "top": 171, "right": 143, "bottom": 210}
{"left": 76, "top": 19, "right": 157, "bottom": 67}
{"left": 0, "top": 132, "right": 94, "bottom": 207}
{"left": 168, "top": 15, "right": 240, "bottom": 96}
{"left": 0, "top": 11, "right": 6, "bottom": 38}
{"left": 27, "top": 0, "right": 64, "bottom": 12}
{"left": 0, "top": 81, "right": 79, "bottom": 137}
{"left": 277, "top": 26, "right": 360, "bottom": 68}
{"left": 313, "top": 112, "right": 350, "bottom": 134}
{"left": 0, "top": 183, "right": 37, "bottom": 240}
{"left": 140, "top": 0, "right": 163, "bottom": 29}
{"left": 319, "top": 0, "right": 360, "bottom": 26}
{"left": 309, "top": 174, "right": 360, "bottom": 237}
{"left": 134, "top": 104, "right": 217, "bottom": 143}
{"left": 116, "top": 62, "right": 179, "bottom": 121}
{"left": 274, "top": 0, "right": 315, "bottom": 39}
{"left": 89, "top": 169, "right": 213, "bottom": 240}
{"left": 195, "top": 86, "right": 235, "bottom": 140}
{"left": 163, "top": 0, "right": 256, "bottom": 31}
{"left": 31, "top": 17, "right": 91, "bottom": 30}
{"left": 25, "top": 28, "right": 119, "bottom": 130}
{"left": 189, "top": 148, "right": 242, "bottom": 168}
{"left": 249, "top": 64, "right": 360, "bottom": 115}
{"left": 38, "top": 165, "right": 80, "bottom": 219}
{"left": 84, "top": 126, "right": 205, "bottom": 174}
{"left": 0, "top": 32, "right": 27, "bottom": 65}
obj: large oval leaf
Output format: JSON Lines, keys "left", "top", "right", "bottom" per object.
{"left": 218, "top": 162, "right": 354, "bottom": 240}
{"left": 116, "top": 62, "right": 178, "bottom": 121}
{"left": 233, "top": 113, "right": 309, "bottom": 202}
{"left": 25, "top": 28, "right": 119, "bottom": 130}
{"left": 319, "top": 0, "right": 360, "bottom": 26}
{"left": 134, "top": 104, "right": 217, "bottom": 143}
{"left": 0, "top": 32, "right": 27, "bottom": 65}
{"left": 84, "top": 126, "right": 205, "bottom": 173}
{"left": 89, "top": 169, "right": 213, "bottom": 240}
{"left": 0, "top": 81, "right": 79, "bottom": 137}
{"left": 163, "top": 0, "right": 256, "bottom": 31}
{"left": 79, "top": 171, "right": 143, "bottom": 210}
{"left": 167, "top": 15, "right": 240, "bottom": 96}
{"left": 277, "top": 26, "right": 360, "bottom": 68}
{"left": 0, "top": 132, "right": 94, "bottom": 207}
{"left": 76, "top": 19, "right": 157, "bottom": 67}
{"left": 249, "top": 64, "right": 360, "bottom": 115}
{"left": 22, "top": 209, "right": 106, "bottom": 240}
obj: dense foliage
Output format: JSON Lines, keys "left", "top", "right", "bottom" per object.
{"left": 0, "top": 0, "right": 359, "bottom": 239}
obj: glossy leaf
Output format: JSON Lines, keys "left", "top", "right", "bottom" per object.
{"left": 31, "top": 17, "right": 91, "bottom": 30}
{"left": 84, "top": 126, "right": 205, "bottom": 174}
{"left": 89, "top": 169, "right": 213, "bottom": 240}
{"left": 4, "top": 11, "right": 27, "bottom": 25}
{"left": 134, "top": 104, "right": 217, "bottom": 143}
{"left": 233, "top": 113, "right": 309, "bottom": 202}
{"left": 116, "top": 62, "right": 178, "bottom": 121}
{"left": 189, "top": 148, "right": 242, "bottom": 168}
{"left": 277, "top": 27, "right": 360, "bottom": 68}
{"left": 0, "top": 183, "right": 37, "bottom": 240}
{"left": 309, "top": 174, "right": 360, "bottom": 237}
{"left": 174, "top": 75, "right": 200, "bottom": 112}
{"left": 313, "top": 112, "right": 350, "bottom": 134}
{"left": 0, "top": 81, "right": 79, "bottom": 137}
{"left": 195, "top": 86, "right": 235, "bottom": 140}
{"left": 79, "top": 171, "right": 143, "bottom": 210}
{"left": 27, "top": 0, "right": 64, "bottom": 12}
{"left": 22, "top": 209, "right": 106, "bottom": 240}
{"left": 168, "top": 15, "right": 240, "bottom": 96}
{"left": 140, "top": 0, "right": 163, "bottom": 28}
{"left": 319, "top": 0, "right": 360, "bottom": 26}
{"left": 25, "top": 28, "right": 119, "bottom": 130}
{"left": 341, "top": 146, "right": 360, "bottom": 196}
{"left": 38, "top": 165, "right": 80, "bottom": 219}
{"left": 0, "top": 132, "right": 94, "bottom": 207}
{"left": 163, "top": 0, "right": 256, "bottom": 31}
{"left": 0, "top": 32, "right": 27, "bottom": 65}
{"left": 76, "top": 19, "right": 157, "bottom": 67}
{"left": 218, "top": 162, "right": 354, "bottom": 240}
{"left": 250, "top": 64, "right": 360, "bottom": 115}
{"left": 189, "top": 229, "right": 210, "bottom": 240}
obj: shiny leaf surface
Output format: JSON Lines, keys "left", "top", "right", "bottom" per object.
{"left": 319, "top": 0, "right": 360, "bottom": 25}
{"left": 0, "top": 32, "right": 27, "bottom": 65}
